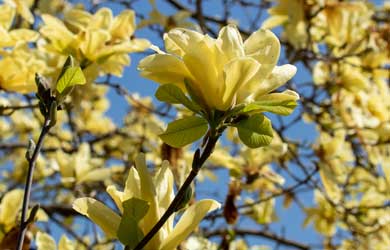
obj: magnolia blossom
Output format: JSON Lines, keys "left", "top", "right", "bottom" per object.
{"left": 138, "top": 24, "right": 297, "bottom": 111}
{"left": 40, "top": 7, "right": 150, "bottom": 77}
{"left": 73, "top": 154, "right": 220, "bottom": 250}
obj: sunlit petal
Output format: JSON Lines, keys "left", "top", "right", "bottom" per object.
{"left": 159, "top": 199, "right": 220, "bottom": 250}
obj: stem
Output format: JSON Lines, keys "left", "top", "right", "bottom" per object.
{"left": 133, "top": 133, "right": 220, "bottom": 250}
{"left": 16, "top": 118, "right": 51, "bottom": 250}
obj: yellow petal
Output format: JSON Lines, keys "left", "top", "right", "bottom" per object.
{"left": 218, "top": 24, "right": 244, "bottom": 60}
{"left": 64, "top": 8, "right": 92, "bottom": 31}
{"left": 340, "top": 67, "right": 369, "bottom": 92}
{"left": 319, "top": 163, "right": 342, "bottom": 203}
{"left": 261, "top": 15, "right": 289, "bottom": 29}
{"left": 138, "top": 54, "right": 192, "bottom": 89}
{"left": 135, "top": 154, "right": 164, "bottom": 249}
{"left": 255, "top": 64, "right": 297, "bottom": 97}
{"left": 110, "top": 9, "right": 136, "bottom": 40}
{"left": 0, "top": 56, "right": 34, "bottom": 93}
{"left": 153, "top": 161, "right": 175, "bottom": 236}
{"left": 0, "top": 189, "right": 23, "bottom": 231}
{"left": 97, "top": 40, "right": 150, "bottom": 62}
{"left": 135, "top": 152, "right": 156, "bottom": 201}
{"left": 164, "top": 28, "right": 204, "bottom": 56}
{"left": 124, "top": 167, "right": 141, "bottom": 200}
{"left": 313, "top": 61, "right": 329, "bottom": 85}
{"left": 89, "top": 7, "right": 113, "bottom": 30}
{"left": 9, "top": 29, "right": 39, "bottom": 43}
{"left": 106, "top": 185, "right": 124, "bottom": 213}
{"left": 182, "top": 38, "right": 224, "bottom": 109}
{"left": 129, "top": 38, "right": 151, "bottom": 52}
{"left": 153, "top": 161, "right": 174, "bottom": 210}
{"left": 244, "top": 28, "right": 280, "bottom": 73}
{"left": 0, "top": 26, "right": 12, "bottom": 47}
{"left": 77, "top": 168, "right": 111, "bottom": 184}
{"left": 222, "top": 57, "right": 260, "bottom": 110}
{"left": 40, "top": 14, "right": 74, "bottom": 51}
{"left": 99, "top": 53, "right": 130, "bottom": 76}
{"left": 5, "top": 0, "right": 34, "bottom": 23}
{"left": 73, "top": 197, "right": 121, "bottom": 238}
{"left": 73, "top": 143, "right": 91, "bottom": 180}
{"left": 159, "top": 199, "right": 220, "bottom": 250}
{"left": 59, "top": 235, "right": 75, "bottom": 250}
{"left": 36, "top": 232, "right": 56, "bottom": 250}
{"left": 0, "top": 4, "right": 15, "bottom": 30}
{"left": 80, "top": 29, "right": 111, "bottom": 61}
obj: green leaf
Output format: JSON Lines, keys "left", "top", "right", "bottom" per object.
{"left": 122, "top": 197, "right": 149, "bottom": 221}
{"left": 243, "top": 90, "right": 299, "bottom": 115}
{"left": 236, "top": 114, "right": 273, "bottom": 148}
{"left": 117, "top": 198, "right": 149, "bottom": 247}
{"left": 160, "top": 116, "right": 208, "bottom": 148}
{"left": 56, "top": 66, "right": 86, "bottom": 94}
{"left": 155, "top": 84, "right": 201, "bottom": 112}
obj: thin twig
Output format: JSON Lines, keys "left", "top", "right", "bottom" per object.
{"left": 16, "top": 118, "right": 52, "bottom": 250}
{"left": 205, "top": 228, "right": 311, "bottom": 250}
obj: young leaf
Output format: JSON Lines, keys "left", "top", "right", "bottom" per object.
{"left": 236, "top": 114, "right": 273, "bottom": 148}
{"left": 117, "top": 198, "right": 149, "bottom": 247}
{"left": 243, "top": 90, "right": 299, "bottom": 115}
{"left": 56, "top": 67, "right": 86, "bottom": 94}
{"left": 155, "top": 84, "right": 201, "bottom": 112}
{"left": 159, "top": 116, "right": 208, "bottom": 148}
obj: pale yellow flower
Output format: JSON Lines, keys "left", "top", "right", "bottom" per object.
{"left": 0, "top": 44, "right": 48, "bottom": 93}
{"left": 3, "top": 0, "right": 34, "bottom": 24}
{"left": 0, "top": 4, "right": 39, "bottom": 48}
{"left": 261, "top": 0, "right": 308, "bottom": 49}
{"left": 138, "top": 0, "right": 199, "bottom": 31}
{"left": 73, "top": 154, "right": 220, "bottom": 250}
{"left": 138, "top": 25, "right": 297, "bottom": 111}
{"left": 304, "top": 190, "right": 339, "bottom": 237}
{"left": 315, "top": 2, "right": 372, "bottom": 50}
{"left": 40, "top": 7, "right": 150, "bottom": 77}
{"left": 0, "top": 189, "right": 48, "bottom": 237}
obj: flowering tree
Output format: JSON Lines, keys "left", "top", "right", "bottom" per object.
{"left": 0, "top": 0, "right": 389, "bottom": 250}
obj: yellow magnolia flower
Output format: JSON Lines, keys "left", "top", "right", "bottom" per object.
{"left": 304, "top": 190, "right": 339, "bottom": 237}
{"left": 0, "top": 44, "right": 48, "bottom": 93}
{"left": 73, "top": 154, "right": 220, "bottom": 250}
{"left": 138, "top": 0, "right": 199, "bottom": 31}
{"left": 138, "top": 25, "right": 297, "bottom": 111}
{"left": 3, "top": 0, "right": 34, "bottom": 24}
{"left": 261, "top": 0, "right": 307, "bottom": 49}
{"left": 314, "top": 2, "right": 373, "bottom": 52}
{"left": 0, "top": 189, "right": 48, "bottom": 239}
{"left": 40, "top": 7, "right": 150, "bottom": 77}
{"left": 36, "top": 232, "right": 76, "bottom": 250}
{"left": 0, "top": 4, "right": 39, "bottom": 48}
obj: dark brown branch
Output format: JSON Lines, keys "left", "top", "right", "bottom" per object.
{"left": 205, "top": 228, "right": 311, "bottom": 250}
